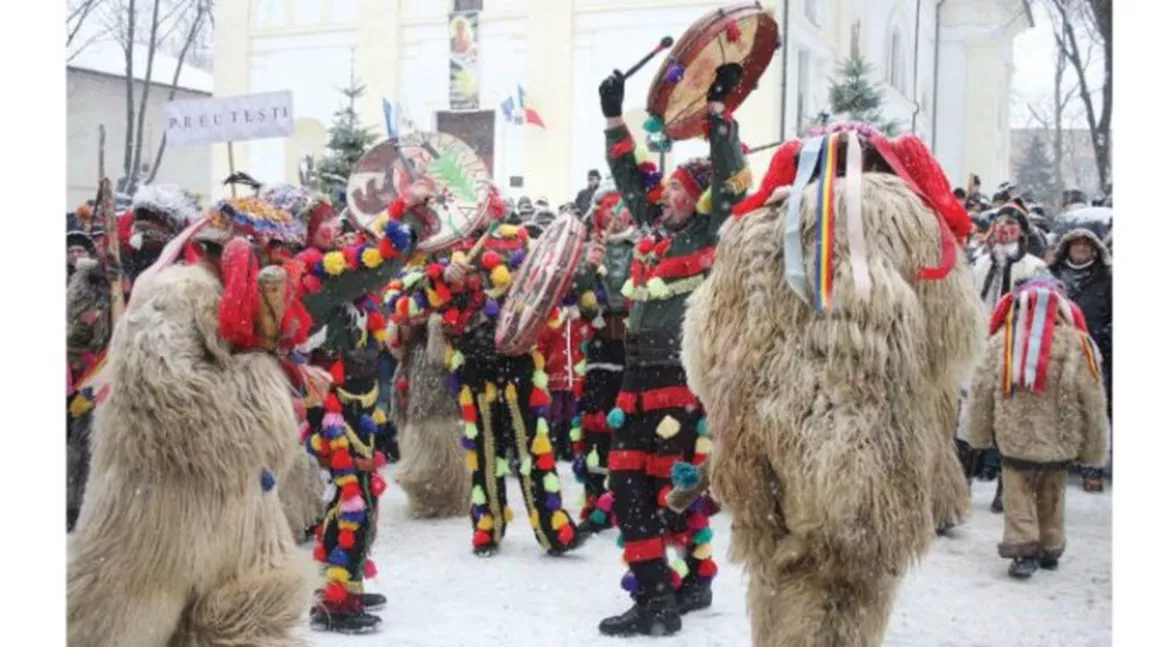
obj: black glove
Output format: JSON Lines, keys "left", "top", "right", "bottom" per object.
{"left": 707, "top": 63, "right": 744, "bottom": 102}
{"left": 599, "top": 70, "right": 625, "bottom": 118}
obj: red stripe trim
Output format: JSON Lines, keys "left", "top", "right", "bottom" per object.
{"left": 484, "top": 237, "right": 524, "bottom": 251}
{"left": 610, "top": 137, "right": 636, "bottom": 160}
{"left": 1034, "top": 303, "right": 1059, "bottom": 394}
{"left": 646, "top": 455, "right": 679, "bottom": 479}
{"left": 616, "top": 392, "right": 638, "bottom": 413}
{"left": 623, "top": 537, "right": 666, "bottom": 563}
{"left": 582, "top": 412, "right": 609, "bottom": 433}
{"left": 615, "top": 387, "right": 698, "bottom": 413}
{"left": 608, "top": 450, "right": 648, "bottom": 472}
{"left": 651, "top": 247, "right": 715, "bottom": 281}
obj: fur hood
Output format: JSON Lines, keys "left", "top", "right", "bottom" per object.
{"left": 66, "top": 258, "right": 112, "bottom": 357}
{"left": 132, "top": 184, "right": 198, "bottom": 231}
{"left": 1051, "top": 227, "right": 1110, "bottom": 268}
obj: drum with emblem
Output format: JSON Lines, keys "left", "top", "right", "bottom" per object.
{"left": 348, "top": 131, "right": 495, "bottom": 253}
{"left": 496, "top": 213, "right": 588, "bottom": 356}
{"left": 646, "top": 2, "right": 779, "bottom": 141}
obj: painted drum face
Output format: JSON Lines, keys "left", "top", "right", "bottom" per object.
{"left": 349, "top": 131, "right": 493, "bottom": 252}
{"left": 646, "top": 4, "right": 779, "bottom": 141}
{"left": 496, "top": 213, "right": 588, "bottom": 356}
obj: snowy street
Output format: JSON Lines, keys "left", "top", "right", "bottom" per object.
{"left": 309, "top": 465, "right": 1111, "bottom": 647}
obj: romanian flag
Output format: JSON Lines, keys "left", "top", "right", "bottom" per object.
{"left": 517, "top": 84, "right": 546, "bottom": 129}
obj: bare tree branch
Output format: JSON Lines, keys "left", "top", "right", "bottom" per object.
{"left": 128, "top": 0, "right": 163, "bottom": 194}
{"left": 147, "top": 0, "right": 210, "bottom": 184}
{"left": 120, "top": 0, "right": 137, "bottom": 191}
{"left": 67, "top": 0, "right": 103, "bottom": 46}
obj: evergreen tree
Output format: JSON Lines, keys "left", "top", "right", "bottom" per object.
{"left": 827, "top": 53, "right": 900, "bottom": 136}
{"left": 1014, "top": 134, "right": 1058, "bottom": 210}
{"left": 317, "top": 77, "right": 377, "bottom": 211}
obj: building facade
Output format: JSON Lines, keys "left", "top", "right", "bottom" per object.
{"left": 215, "top": 0, "right": 1031, "bottom": 203}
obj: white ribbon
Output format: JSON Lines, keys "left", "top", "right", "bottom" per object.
{"left": 844, "top": 131, "right": 871, "bottom": 301}
{"left": 784, "top": 137, "right": 826, "bottom": 303}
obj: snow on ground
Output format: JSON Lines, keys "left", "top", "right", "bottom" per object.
{"left": 309, "top": 466, "right": 1111, "bottom": 647}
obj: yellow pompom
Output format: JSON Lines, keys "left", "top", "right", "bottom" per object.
{"left": 550, "top": 511, "right": 569, "bottom": 531}
{"left": 531, "top": 433, "right": 553, "bottom": 456}
{"left": 655, "top": 415, "right": 681, "bottom": 439}
{"left": 505, "top": 383, "right": 518, "bottom": 401}
{"left": 580, "top": 291, "right": 599, "bottom": 310}
{"left": 68, "top": 394, "right": 94, "bottom": 418}
{"left": 477, "top": 515, "right": 494, "bottom": 531}
{"left": 465, "top": 451, "right": 479, "bottom": 472}
{"left": 327, "top": 567, "right": 351, "bottom": 583}
{"left": 309, "top": 434, "right": 324, "bottom": 453}
{"left": 635, "top": 144, "right": 651, "bottom": 165}
{"left": 498, "top": 224, "right": 520, "bottom": 238}
{"left": 503, "top": 507, "right": 514, "bottom": 522}
{"left": 532, "top": 352, "right": 546, "bottom": 371}
{"left": 323, "top": 251, "right": 348, "bottom": 275}
{"left": 491, "top": 265, "right": 512, "bottom": 287}
{"left": 373, "top": 408, "right": 388, "bottom": 425}
{"left": 426, "top": 287, "right": 443, "bottom": 309}
{"left": 329, "top": 437, "right": 350, "bottom": 451}
{"left": 695, "top": 436, "right": 713, "bottom": 456}
{"left": 459, "top": 387, "right": 474, "bottom": 407}
{"left": 444, "top": 343, "right": 455, "bottom": 366}
{"left": 451, "top": 251, "right": 468, "bottom": 265}
{"left": 372, "top": 328, "right": 386, "bottom": 345}
{"left": 337, "top": 520, "right": 360, "bottom": 532}
{"left": 696, "top": 187, "right": 713, "bottom": 216}
{"left": 362, "top": 247, "right": 383, "bottom": 269}
{"left": 692, "top": 543, "right": 714, "bottom": 560}
{"left": 529, "top": 509, "right": 540, "bottom": 529}
{"left": 485, "top": 381, "right": 499, "bottom": 402}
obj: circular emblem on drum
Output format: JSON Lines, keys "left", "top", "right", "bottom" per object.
{"left": 348, "top": 131, "right": 494, "bottom": 252}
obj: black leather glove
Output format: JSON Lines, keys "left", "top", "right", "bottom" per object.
{"left": 707, "top": 63, "right": 744, "bottom": 102}
{"left": 599, "top": 70, "right": 625, "bottom": 118}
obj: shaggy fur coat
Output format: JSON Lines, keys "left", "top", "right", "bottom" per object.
{"left": 393, "top": 315, "right": 470, "bottom": 519}
{"left": 967, "top": 326, "right": 1109, "bottom": 468}
{"left": 681, "top": 174, "right": 982, "bottom": 647}
{"left": 277, "top": 451, "right": 327, "bottom": 543}
{"left": 67, "top": 263, "right": 316, "bottom": 647}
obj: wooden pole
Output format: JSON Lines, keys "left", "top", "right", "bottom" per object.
{"left": 98, "top": 125, "right": 106, "bottom": 181}
{"left": 227, "top": 141, "right": 237, "bottom": 197}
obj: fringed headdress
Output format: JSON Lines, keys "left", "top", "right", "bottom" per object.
{"left": 732, "top": 121, "right": 972, "bottom": 315}
{"left": 205, "top": 195, "right": 305, "bottom": 249}
{"left": 988, "top": 275, "right": 1102, "bottom": 397}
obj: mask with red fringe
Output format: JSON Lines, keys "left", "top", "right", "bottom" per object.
{"left": 218, "top": 238, "right": 262, "bottom": 352}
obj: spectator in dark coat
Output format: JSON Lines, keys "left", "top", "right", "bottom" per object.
{"left": 574, "top": 169, "right": 601, "bottom": 216}
{"left": 1049, "top": 228, "right": 1112, "bottom": 491}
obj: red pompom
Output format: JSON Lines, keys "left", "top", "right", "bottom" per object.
{"left": 373, "top": 451, "right": 386, "bottom": 469}
{"left": 330, "top": 361, "right": 345, "bottom": 386}
{"left": 637, "top": 238, "right": 655, "bottom": 256}
{"left": 379, "top": 238, "right": 399, "bottom": 259}
{"left": 313, "top": 543, "right": 327, "bottom": 562}
{"left": 296, "top": 248, "right": 323, "bottom": 268}
{"left": 364, "top": 559, "right": 378, "bottom": 579}
{"left": 370, "top": 473, "right": 386, "bottom": 497}
{"left": 461, "top": 405, "right": 477, "bottom": 423}
{"left": 480, "top": 251, "right": 503, "bottom": 271}
{"left": 557, "top": 524, "right": 575, "bottom": 545}
{"left": 670, "top": 571, "right": 683, "bottom": 590}
{"left": 367, "top": 311, "right": 386, "bottom": 331}
{"left": 396, "top": 377, "right": 409, "bottom": 394}
{"left": 657, "top": 485, "right": 672, "bottom": 508}
{"left": 435, "top": 282, "right": 453, "bottom": 304}
{"left": 698, "top": 558, "right": 718, "bottom": 578}
{"left": 341, "top": 481, "right": 363, "bottom": 500}
{"left": 654, "top": 240, "right": 672, "bottom": 257}
{"left": 338, "top": 529, "right": 356, "bottom": 550}
{"left": 686, "top": 512, "right": 708, "bottom": 531}
{"left": 733, "top": 138, "right": 802, "bottom": 217}
{"left": 426, "top": 263, "right": 444, "bottom": 280}
{"left": 301, "top": 274, "right": 322, "bottom": 295}
{"left": 388, "top": 197, "right": 408, "bottom": 221}
{"left": 324, "top": 394, "right": 342, "bottom": 413}
{"left": 517, "top": 227, "right": 529, "bottom": 242}
{"left": 331, "top": 450, "right": 354, "bottom": 471}
{"left": 473, "top": 530, "right": 492, "bottom": 547}
{"left": 342, "top": 246, "right": 361, "bottom": 270}
{"left": 529, "top": 388, "right": 551, "bottom": 408}
{"left": 536, "top": 453, "right": 556, "bottom": 471}
{"left": 314, "top": 525, "right": 324, "bottom": 541}
{"left": 324, "top": 582, "right": 349, "bottom": 604}
{"left": 443, "top": 308, "right": 461, "bottom": 328}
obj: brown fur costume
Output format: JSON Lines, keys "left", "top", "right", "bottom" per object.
{"left": 393, "top": 315, "right": 469, "bottom": 518}
{"left": 67, "top": 263, "right": 317, "bottom": 647}
{"left": 278, "top": 451, "right": 326, "bottom": 543}
{"left": 681, "top": 174, "right": 982, "bottom": 647}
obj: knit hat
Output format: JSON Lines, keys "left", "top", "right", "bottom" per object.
{"left": 670, "top": 158, "right": 713, "bottom": 201}
{"left": 261, "top": 184, "right": 330, "bottom": 247}
{"left": 992, "top": 200, "right": 1031, "bottom": 233}
{"left": 131, "top": 184, "right": 198, "bottom": 233}
{"left": 67, "top": 230, "right": 96, "bottom": 254}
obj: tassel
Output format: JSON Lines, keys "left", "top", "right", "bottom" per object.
{"left": 671, "top": 461, "right": 700, "bottom": 490}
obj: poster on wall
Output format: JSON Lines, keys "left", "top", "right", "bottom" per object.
{"left": 449, "top": 11, "right": 480, "bottom": 110}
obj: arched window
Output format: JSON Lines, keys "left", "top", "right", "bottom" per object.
{"left": 887, "top": 27, "right": 907, "bottom": 95}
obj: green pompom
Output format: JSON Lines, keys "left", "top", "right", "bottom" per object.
{"left": 543, "top": 473, "right": 561, "bottom": 493}
{"left": 643, "top": 114, "right": 665, "bottom": 134}
{"left": 464, "top": 423, "right": 479, "bottom": 439}
{"left": 496, "top": 458, "right": 510, "bottom": 477}
{"left": 520, "top": 458, "right": 533, "bottom": 476}
{"left": 471, "top": 485, "right": 487, "bottom": 505}
{"left": 697, "top": 417, "right": 710, "bottom": 437}
{"left": 587, "top": 448, "right": 600, "bottom": 468}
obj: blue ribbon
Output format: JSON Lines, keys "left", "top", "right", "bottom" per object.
{"left": 784, "top": 136, "right": 827, "bottom": 303}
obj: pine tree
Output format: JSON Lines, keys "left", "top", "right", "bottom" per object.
{"left": 316, "top": 75, "right": 377, "bottom": 211}
{"left": 1014, "top": 134, "right": 1058, "bottom": 210}
{"left": 827, "top": 53, "right": 900, "bottom": 136}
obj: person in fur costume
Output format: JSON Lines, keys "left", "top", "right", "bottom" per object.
{"left": 568, "top": 189, "right": 637, "bottom": 536}
{"left": 966, "top": 276, "right": 1109, "bottom": 578}
{"left": 674, "top": 123, "right": 982, "bottom": 647}
{"left": 594, "top": 63, "right": 752, "bottom": 637}
{"left": 391, "top": 313, "right": 470, "bottom": 519}
{"left": 120, "top": 184, "right": 199, "bottom": 296}
{"left": 66, "top": 231, "right": 319, "bottom": 647}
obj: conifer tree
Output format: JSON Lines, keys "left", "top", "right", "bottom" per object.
{"left": 1015, "top": 134, "right": 1058, "bottom": 210}
{"left": 827, "top": 53, "right": 900, "bottom": 136}
{"left": 317, "top": 75, "right": 377, "bottom": 211}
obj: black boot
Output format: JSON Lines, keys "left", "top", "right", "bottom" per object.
{"left": 473, "top": 543, "right": 500, "bottom": 558}
{"left": 1008, "top": 557, "right": 1039, "bottom": 580}
{"left": 575, "top": 513, "right": 613, "bottom": 537}
{"left": 990, "top": 478, "right": 1004, "bottom": 514}
{"left": 1039, "top": 556, "right": 1060, "bottom": 570}
{"left": 547, "top": 527, "right": 591, "bottom": 556}
{"left": 675, "top": 583, "right": 713, "bottom": 614}
{"left": 598, "top": 594, "right": 682, "bottom": 637}
{"left": 310, "top": 598, "right": 382, "bottom": 634}
{"left": 359, "top": 592, "right": 387, "bottom": 611}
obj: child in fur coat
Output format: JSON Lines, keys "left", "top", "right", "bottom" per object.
{"left": 967, "top": 276, "right": 1109, "bottom": 579}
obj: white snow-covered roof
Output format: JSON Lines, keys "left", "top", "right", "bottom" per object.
{"left": 68, "top": 38, "right": 213, "bottom": 94}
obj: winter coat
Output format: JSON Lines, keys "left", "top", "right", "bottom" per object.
{"left": 971, "top": 250, "right": 1047, "bottom": 314}
{"left": 66, "top": 258, "right": 112, "bottom": 382}
{"left": 537, "top": 309, "right": 592, "bottom": 394}
{"left": 1048, "top": 228, "right": 1112, "bottom": 371}
{"left": 967, "top": 325, "right": 1109, "bottom": 468}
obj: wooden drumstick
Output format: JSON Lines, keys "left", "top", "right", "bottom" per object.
{"left": 621, "top": 36, "right": 674, "bottom": 81}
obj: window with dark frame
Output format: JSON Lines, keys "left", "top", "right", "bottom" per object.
{"left": 453, "top": 0, "right": 483, "bottom": 12}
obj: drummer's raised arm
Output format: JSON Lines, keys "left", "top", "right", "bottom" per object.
{"left": 704, "top": 67, "right": 752, "bottom": 234}
{"left": 599, "top": 72, "right": 659, "bottom": 228}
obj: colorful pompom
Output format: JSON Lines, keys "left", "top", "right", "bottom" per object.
{"left": 491, "top": 265, "right": 512, "bottom": 287}
{"left": 607, "top": 407, "right": 625, "bottom": 429}
{"left": 671, "top": 461, "right": 700, "bottom": 490}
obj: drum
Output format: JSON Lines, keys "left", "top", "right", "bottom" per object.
{"left": 348, "top": 132, "right": 494, "bottom": 253}
{"left": 647, "top": 3, "right": 779, "bottom": 141}
{"left": 495, "top": 213, "right": 587, "bottom": 356}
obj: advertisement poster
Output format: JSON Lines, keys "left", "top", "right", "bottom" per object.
{"left": 449, "top": 11, "right": 480, "bottom": 110}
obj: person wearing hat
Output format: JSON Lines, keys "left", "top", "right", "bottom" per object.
{"left": 67, "top": 230, "right": 96, "bottom": 282}
{"left": 969, "top": 200, "right": 1048, "bottom": 509}
{"left": 516, "top": 195, "right": 535, "bottom": 221}
{"left": 576, "top": 169, "right": 602, "bottom": 215}
{"left": 595, "top": 62, "right": 751, "bottom": 636}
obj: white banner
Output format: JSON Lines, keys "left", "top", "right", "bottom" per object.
{"left": 164, "top": 91, "right": 294, "bottom": 147}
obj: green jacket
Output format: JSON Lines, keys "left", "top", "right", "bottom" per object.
{"left": 604, "top": 112, "right": 747, "bottom": 361}
{"left": 573, "top": 230, "right": 637, "bottom": 320}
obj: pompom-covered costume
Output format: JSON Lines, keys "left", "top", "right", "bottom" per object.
{"left": 678, "top": 123, "right": 982, "bottom": 646}
{"left": 967, "top": 277, "right": 1109, "bottom": 577}
{"left": 384, "top": 215, "right": 584, "bottom": 558}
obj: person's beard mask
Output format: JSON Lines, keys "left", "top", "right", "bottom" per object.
{"left": 991, "top": 241, "right": 1019, "bottom": 263}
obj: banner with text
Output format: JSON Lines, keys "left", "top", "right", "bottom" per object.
{"left": 165, "top": 91, "right": 294, "bottom": 147}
